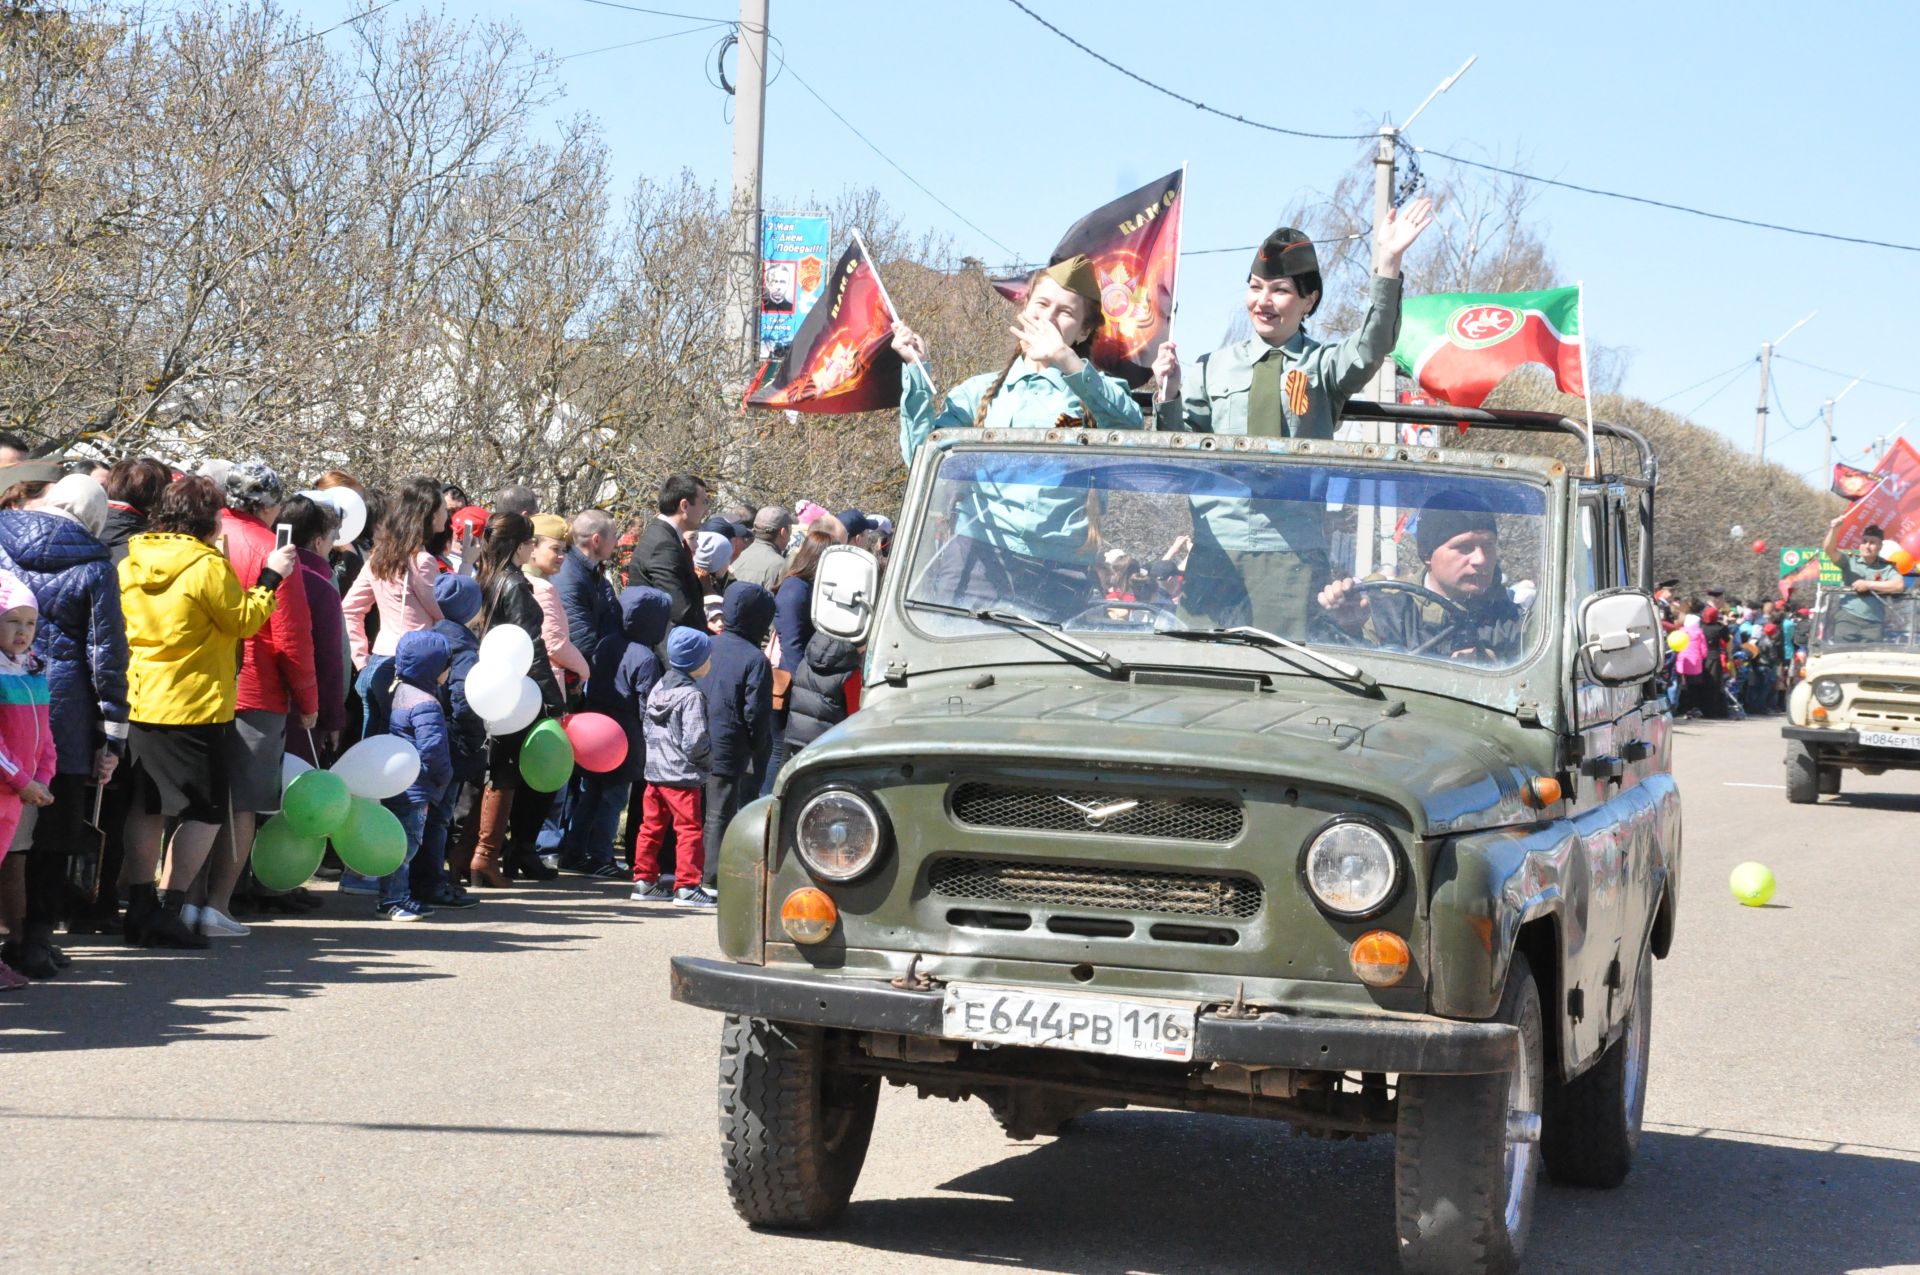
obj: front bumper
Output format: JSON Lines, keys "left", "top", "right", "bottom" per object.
{"left": 670, "top": 956, "right": 1516, "bottom": 1075}
{"left": 1783, "top": 725, "right": 1920, "bottom": 765}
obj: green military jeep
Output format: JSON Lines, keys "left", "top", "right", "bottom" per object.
{"left": 672, "top": 402, "right": 1680, "bottom": 1275}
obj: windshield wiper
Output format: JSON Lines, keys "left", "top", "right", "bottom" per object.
{"left": 904, "top": 599, "right": 1128, "bottom": 677}
{"left": 1161, "top": 625, "right": 1381, "bottom": 695}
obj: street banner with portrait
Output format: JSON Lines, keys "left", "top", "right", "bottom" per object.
{"left": 745, "top": 240, "right": 902, "bottom": 415}
{"left": 992, "top": 167, "right": 1184, "bottom": 388}
{"left": 759, "top": 212, "right": 830, "bottom": 357}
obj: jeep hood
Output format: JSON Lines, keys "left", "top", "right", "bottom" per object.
{"left": 785, "top": 680, "right": 1541, "bottom": 837}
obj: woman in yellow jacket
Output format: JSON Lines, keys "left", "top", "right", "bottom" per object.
{"left": 117, "top": 475, "right": 291, "bottom": 948}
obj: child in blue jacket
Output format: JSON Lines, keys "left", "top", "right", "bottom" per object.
{"left": 573, "top": 585, "right": 670, "bottom": 878}
{"left": 422, "top": 574, "right": 483, "bottom": 908}
{"left": 381, "top": 630, "right": 453, "bottom": 921}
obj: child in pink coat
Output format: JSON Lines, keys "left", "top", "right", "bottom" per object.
{"left": 0, "top": 572, "right": 56, "bottom": 990}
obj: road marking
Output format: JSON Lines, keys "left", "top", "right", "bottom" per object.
{"left": 1723, "top": 782, "right": 1785, "bottom": 789}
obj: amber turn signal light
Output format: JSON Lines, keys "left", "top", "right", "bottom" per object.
{"left": 1811, "top": 705, "right": 1828, "bottom": 720}
{"left": 1521, "top": 776, "right": 1562, "bottom": 808}
{"left": 780, "top": 887, "right": 838, "bottom": 945}
{"left": 1350, "top": 930, "right": 1411, "bottom": 987}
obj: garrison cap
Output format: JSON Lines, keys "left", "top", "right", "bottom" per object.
{"left": 1040, "top": 254, "right": 1102, "bottom": 308}
{"left": 1252, "top": 228, "right": 1319, "bottom": 282}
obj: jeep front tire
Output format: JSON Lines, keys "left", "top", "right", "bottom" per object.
{"left": 719, "top": 1016, "right": 878, "bottom": 1229}
{"left": 1784, "top": 740, "right": 1819, "bottom": 804}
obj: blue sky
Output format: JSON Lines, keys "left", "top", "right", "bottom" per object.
{"left": 288, "top": 0, "right": 1920, "bottom": 485}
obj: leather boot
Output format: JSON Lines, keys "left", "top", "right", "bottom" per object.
{"left": 467, "top": 787, "right": 513, "bottom": 888}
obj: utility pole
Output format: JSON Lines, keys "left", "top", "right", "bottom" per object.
{"left": 1752, "top": 310, "right": 1816, "bottom": 457}
{"left": 1821, "top": 377, "right": 1863, "bottom": 483}
{"left": 724, "top": 0, "right": 769, "bottom": 386}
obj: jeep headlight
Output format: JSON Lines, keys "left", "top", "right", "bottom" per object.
{"left": 794, "top": 788, "right": 886, "bottom": 882}
{"left": 1812, "top": 677, "right": 1844, "bottom": 708}
{"left": 1301, "top": 819, "right": 1402, "bottom": 919}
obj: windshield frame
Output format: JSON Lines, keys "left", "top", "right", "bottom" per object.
{"left": 1809, "top": 588, "right": 1920, "bottom": 655}
{"left": 885, "top": 437, "right": 1568, "bottom": 698}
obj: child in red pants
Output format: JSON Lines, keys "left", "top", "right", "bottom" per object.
{"left": 631, "top": 627, "right": 714, "bottom": 908}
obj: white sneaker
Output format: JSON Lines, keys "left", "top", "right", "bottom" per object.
{"left": 630, "top": 879, "right": 676, "bottom": 902}
{"left": 196, "top": 906, "right": 250, "bottom": 938}
{"left": 180, "top": 903, "right": 201, "bottom": 931}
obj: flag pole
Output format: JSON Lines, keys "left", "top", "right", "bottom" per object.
{"left": 1576, "top": 280, "right": 1598, "bottom": 478}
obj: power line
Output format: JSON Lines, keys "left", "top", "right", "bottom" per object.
{"left": 1680, "top": 363, "right": 1749, "bottom": 418}
{"left": 542, "top": 21, "right": 731, "bottom": 66}
{"left": 576, "top": 0, "right": 730, "bottom": 21}
{"left": 1651, "top": 357, "right": 1753, "bottom": 406}
{"left": 1772, "top": 354, "right": 1920, "bottom": 399}
{"left": 1409, "top": 145, "right": 1920, "bottom": 255}
{"left": 777, "top": 61, "right": 1018, "bottom": 258}
{"left": 1000, "top": 0, "right": 1377, "bottom": 143}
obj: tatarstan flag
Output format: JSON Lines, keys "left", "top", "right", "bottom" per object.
{"left": 745, "top": 243, "right": 901, "bottom": 414}
{"left": 1392, "top": 286, "right": 1586, "bottom": 409}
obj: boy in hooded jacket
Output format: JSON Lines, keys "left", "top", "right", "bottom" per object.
{"left": 576, "top": 585, "right": 670, "bottom": 878}
{"left": 380, "top": 630, "right": 453, "bottom": 921}
{"left": 633, "top": 627, "right": 713, "bottom": 906}
{"left": 700, "top": 581, "right": 774, "bottom": 886}
{"left": 421, "top": 574, "right": 483, "bottom": 909}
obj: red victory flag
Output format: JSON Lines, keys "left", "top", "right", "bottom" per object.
{"left": 1831, "top": 460, "right": 1881, "bottom": 501}
{"left": 1391, "top": 286, "right": 1586, "bottom": 409}
{"left": 746, "top": 240, "right": 901, "bottom": 414}
{"left": 1833, "top": 438, "right": 1920, "bottom": 563}
{"left": 992, "top": 167, "right": 1184, "bottom": 388}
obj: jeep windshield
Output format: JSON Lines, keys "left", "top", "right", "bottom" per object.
{"left": 900, "top": 448, "right": 1548, "bottom": 670}
{"left": 1810, "top": 590, "right": 1920, "bottom": 652}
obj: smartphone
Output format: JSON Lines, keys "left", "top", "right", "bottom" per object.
{"left": 274, "top": 523, "right": 294, "bottom": 550}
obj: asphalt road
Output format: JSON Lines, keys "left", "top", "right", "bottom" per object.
{"left": 3, "top": 715, "right": 1917, "bottom": 1275}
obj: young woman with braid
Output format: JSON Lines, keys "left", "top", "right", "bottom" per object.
{"left": 889, "top": 256, "right": 1145, "bottom": 618}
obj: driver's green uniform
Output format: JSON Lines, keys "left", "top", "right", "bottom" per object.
{"left": 1831, "top": 550, "right": 1904, "bottom": 642}
{"left": 1156, "top": 276, "right": 1404, "bottom": 637}
{"left": 1355, "top": 582, "right": 1529, "bottom": 664}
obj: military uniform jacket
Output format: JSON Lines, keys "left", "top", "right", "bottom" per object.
{"left": 1155, "top": 276, "right": 1403, "bottom": 439}
{"left": 1364, "top": 582, "right": 1529, "bottom": 663}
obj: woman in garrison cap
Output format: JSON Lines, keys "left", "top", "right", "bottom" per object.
{"left": 889, "top": 256, "right": 1144, "bottom": 617}
{"left": 1153, "top": 198, "right": 1434, "bottom": 637}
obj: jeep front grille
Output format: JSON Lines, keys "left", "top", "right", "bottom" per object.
{"left": 948, "top": 781, "right": 1243, "bottom": 843}
{"left": 927, "top": 857, "right": 1262, "bottom": 920}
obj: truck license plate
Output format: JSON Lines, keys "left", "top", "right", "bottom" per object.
{"left": 1858, "top": 729, "right": 1920, "bottom": 751}
{"left": 942, "top": 984, "right": 1197, "bottom": 1062}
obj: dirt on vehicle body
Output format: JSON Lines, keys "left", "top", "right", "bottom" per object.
{"left": 673, "top": 402, "right": 1680, "bottom": 1275}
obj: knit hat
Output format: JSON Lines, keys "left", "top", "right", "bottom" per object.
{"left": 0, "top": 570, "right": 37, "bottom": 616}
{"left": 224, "top": 460, "right": 283, "bottom": 513}
{"left": 45, "top": 473, "right": 108, "bottom": 539}
{"left": 794, "top": 500, "right": 831, "bottom": 526}
{"left": 529, "top": 513, "right": 570, "bottom": 541}
{"left": 666, "top": 625, "right": 712, "bottom": 671}
{"left": 1415, "top": 491, "right": 1499, "bottom": 562}
{"left": 432, "top": 572, "right": 482, "bottom": 625}
{"left": 692, "top": 530, "right": 733, "bottom": 573}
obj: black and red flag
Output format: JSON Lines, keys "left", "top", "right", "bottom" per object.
{"left": 1832, "top": 460, "right": 1882, "bottom": 501}
{"left": 745, "top": 239, "right": 901, "bottom": 414}
{"left": 993, "top": 167, "right": 1184, "bottom": 388}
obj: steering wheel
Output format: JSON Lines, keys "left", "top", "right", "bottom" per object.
{"left": 1346, "top": 579, "right": 1475, "bottom": 658}
{"left": 1061, "top": 599, "right": 1167, "bottom": 629}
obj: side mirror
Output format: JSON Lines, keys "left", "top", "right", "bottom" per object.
{"left": 1578, "top": 588, "right": 1661, "bottom": 684}
{"left": 811, "top": 544, "right": 879, "bottom": 644}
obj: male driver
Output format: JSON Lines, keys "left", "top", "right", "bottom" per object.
{"left": 1317, "top": 490, "right": 1529, "bottom": 663}
{"left": 1821, "top": 515, "right": 1906, "bottom": 643}
{"left": 628, "top": 473, "right": 709, "bottom": 630}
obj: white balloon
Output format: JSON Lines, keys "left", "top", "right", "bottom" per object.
{"left": 1729, "top": 524, "right": 1745, "bottom": 539}
{"left": 465, "top": 659, "right": 521, "bottom": 721}
{"left": 329, "top": 734, "right": 421, "bottom": 800}
{"left": 300, "top": 487, "right": 367, "bottom": 546}
{"left": 484, "top": 677, "right": 542, "bottom": 736}
{"left": 479, "top": 624, "right": 535, "bottom": 677}
{"left": 281, "top": 752, "right": 313, "bottom": 791}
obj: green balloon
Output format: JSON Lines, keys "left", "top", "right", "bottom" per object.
{"left": 251, "top": 814, "right": 326, "bottom": 892}
{"left": 519, "top": 717, "right": 575, "bottom": 792}
{"left": 283, "top": 769, "right": 352, "bottom": 837}
{"left": 332, "top": 796, "right": 407, "bottom": 878}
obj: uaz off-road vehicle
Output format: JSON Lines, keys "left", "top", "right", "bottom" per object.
{"left": 672, "top": 401, "right": 1680, "bottom": 1275}
{"left": 1783, "top": 589, "right": 1920, "bottom": 801}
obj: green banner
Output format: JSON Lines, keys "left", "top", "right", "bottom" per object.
{"left": 1777, "top": 546, "right": 1842, "bottom": 585}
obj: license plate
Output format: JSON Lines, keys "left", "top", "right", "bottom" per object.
{"left": 942, "top": 984, "right": 1197, "bottom": 1062}
{"left": 1858, "top": 729, "right": 1920, "bottom": 751}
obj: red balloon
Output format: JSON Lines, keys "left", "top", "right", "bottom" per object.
{"left": 1751, "top": 539, "right": 1767, "bottom": 554}
{"left": 562, "top": 711, "right": 628, "bottom": 773}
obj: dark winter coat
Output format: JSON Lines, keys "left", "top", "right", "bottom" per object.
{"left": 555, "top": 546, "right": 620, "bottom": 666}
{"left": 586, "top": 586, "right": 671, "bottom": 784}
{"left": 0, "top": 510, "right": 129, "bottom": 773}
{"left": 432, "top": 614, "right": 485, "bottom": 786}
{"left": 102, "top": 502, "right": 147, "bottom": 564}
{"left": 702, "top": 581, "right": 774, "bottom": 780}
{"left": 298, "top": 546, "right": 349, "bottom": 735}
{"left": 480, "top": 564, "right": 562, "bottom": 709}
{"left": 772, "top": 574, "right": 813, "bottom": 673}
{"left": 389, "top": 632, "right": 453, "bottom": 807}
{"left": 785, "top": 632, "right": 862, "bottom": 753}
